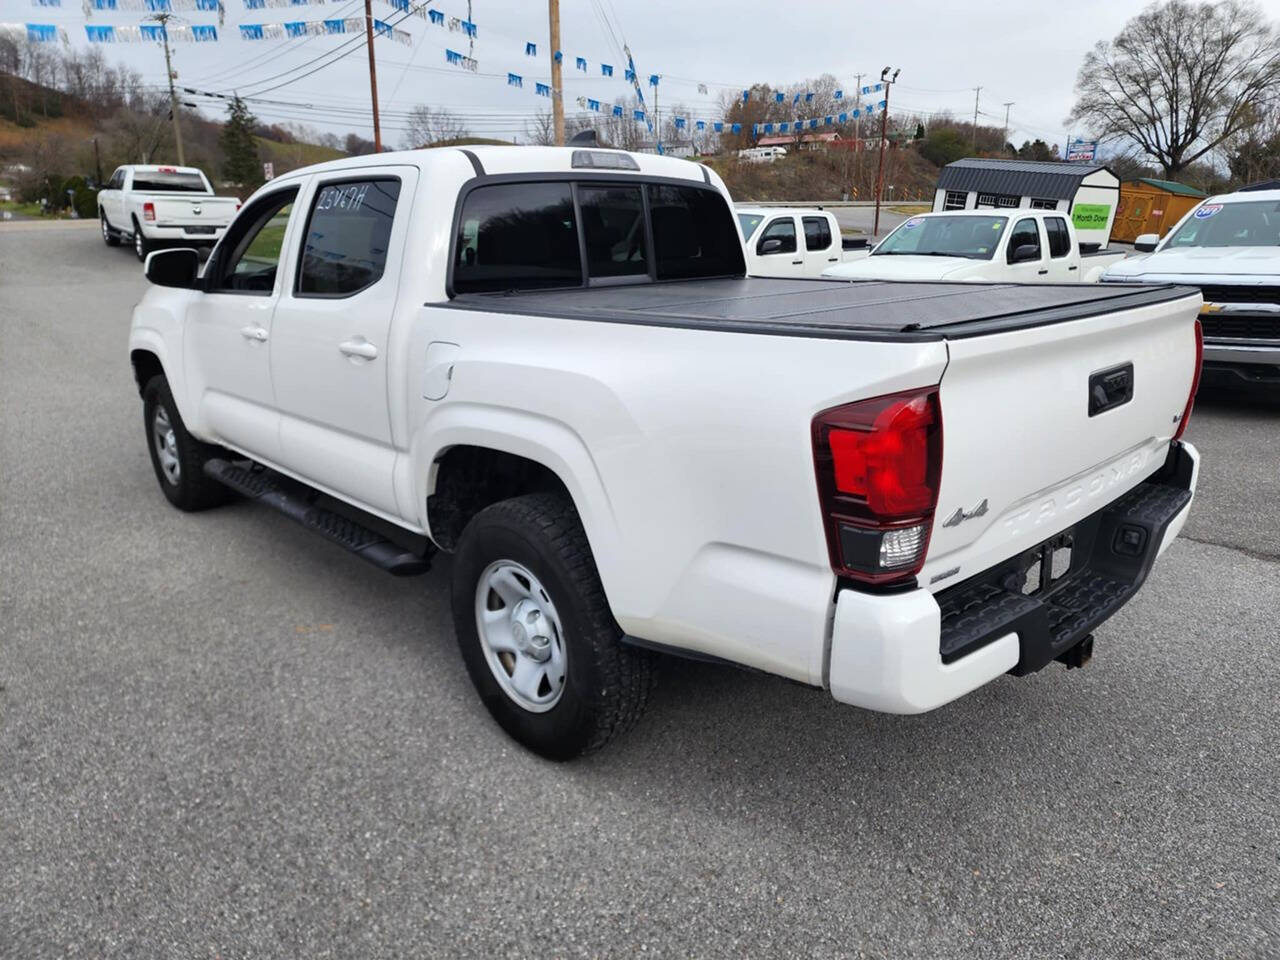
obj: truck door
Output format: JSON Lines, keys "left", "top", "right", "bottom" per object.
{"left": 103, "top": 168, "right": 126, "bottom": 227}
{"left": 1004, "top": 216, "right": 1049, "bottom": 283}
{"left": 802, "top": 215, "right": 840, "bottom": 275}
{"left": 1043, "top": 216, "right": 1075, "bottom": 281}
{"left": 268, "top": 168, "right": 415, "bottom": 518}
{"left": 184, "top": 183, "right": 302, "bottom": 461}
{"left": 753, "top": 215, "right": 803, "bottom": 277}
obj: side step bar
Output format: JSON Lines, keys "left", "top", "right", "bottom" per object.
{"left": 203, "top": 458, "right": 431, "bottom": 577}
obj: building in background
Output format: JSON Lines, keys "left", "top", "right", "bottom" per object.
{"left": 1113, "top": 177, "right": 1206, "bottom": 242}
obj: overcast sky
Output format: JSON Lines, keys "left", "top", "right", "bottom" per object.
{"left": 9, "top": 0, "right": 1280, "bottom": 148}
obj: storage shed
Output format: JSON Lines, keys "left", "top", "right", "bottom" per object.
{"left": 1112, "top": 178, "right": 1206, "bottom": 242}
{"left": 932, "top": 157, "right": 1121, "bottom": 249}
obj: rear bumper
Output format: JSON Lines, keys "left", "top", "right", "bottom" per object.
{"left": 141, "top": 223, "right": 228, "bottom": 243}
{"left": 827, "top": 441, "right": 1199, "bottom": 714}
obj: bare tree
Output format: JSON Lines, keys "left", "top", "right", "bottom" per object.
{"left": 400, "top": 105, "right": 470, "bottom": 148}
{"left": 525, "top": 109, "right": 556, "bottom": 146}
{"left": 1068, "top": 0, "right": 1280, "bottom": 176}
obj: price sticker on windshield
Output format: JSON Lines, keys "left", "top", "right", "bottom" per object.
{"left": 903, "top": 217, "right": 925, "bottom": 229}
{"left": 1194, "top": 204, "right": 1223, "bottom": 219}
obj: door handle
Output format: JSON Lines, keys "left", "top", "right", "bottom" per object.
{"left": 1068, "top": 265, "right": 1079, "bottom": 271}
{"left": 791, "top": 260, "right": 803, "bottom": 265}
{"left": 239, "top": 324, "right": 268, "bottom": 342}
{"left": 339, "top": 338, "right": 378, "bottom": 360}
{"left": 1037, "top": 269, "right": 1049, "bottom": 275}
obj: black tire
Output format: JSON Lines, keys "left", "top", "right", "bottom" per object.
{"left": 132, "top": 218, "right": 150, "bottom": 262}
{"left": 100, "top": 212, "right": 120, "bottom": 246}
{"left": 141, "top": 375, "right": 234, "bottom": 512}
{"left": 451, "top": 493, "right": 653, "bottom": 760}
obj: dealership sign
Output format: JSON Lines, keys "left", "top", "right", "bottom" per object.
{"left": 1067, "top": 139, "right": 1098, "bottom": 162}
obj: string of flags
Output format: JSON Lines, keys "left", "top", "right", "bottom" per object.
{"left": 82, "top": 0, "right": 221, "bottom": 13}
{"left": 748, "top": 101, "right": 885, "bottom": 136}
{"left": 240, "top": 17, "right": 410, "bottom": 43}
{"left": 1, "top": 21, "right": 69, "bottom": 41}
{"left": 444, "top": 47, "right": 478, "bottom": 70}
{"left": 86, "top": 21, "right": 218, "bottom": 39}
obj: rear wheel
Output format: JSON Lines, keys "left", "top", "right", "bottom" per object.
{"left": 142, "top": 375, "right": 233, "bottom": 512}
{"left": 133, "top": 219, "right": 150, "bottom": 262}
{"left": 451, "top": 493, "right": 653, "bottom": 760}
{"left": 100, "top": 212, "right": 119, "bottom": 246}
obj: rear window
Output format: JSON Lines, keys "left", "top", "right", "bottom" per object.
{"left": 131, "top": 171, "right": 208, "bottom": 193}
{"left": 453, "top": 182, "right": 582, "bottom": 293}
{"left": 648, "top": 184, "right": 744, "bottom": 280}
{"left": 451, "top": 179, "right": 744, "bottom": 293}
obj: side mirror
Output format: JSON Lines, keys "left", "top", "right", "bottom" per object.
{"left": 1010, "top": 243, "right": 1040, "bottom": 264}
{"left": 759, "top": 238, "right": 784, "bottom": 255}
{"left": 145, "top": 248, "right": 200, "bottom": 289}
{"left": 1134, "top": 233, "right": 1160, "bottom": 253}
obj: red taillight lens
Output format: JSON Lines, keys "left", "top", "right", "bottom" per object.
{"left": 813, "top": 388, "right": 943, "bottom": 585}
{"left": 143, "top": 201, "right": 156, "bottom": 222}
{"left": 1173, "top": 318, "right": 1202, "bottom": 442}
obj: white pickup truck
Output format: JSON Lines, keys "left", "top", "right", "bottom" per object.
{"left": 1103, "top": 188, "right": 1280, "bottom": 391}
{"left": 823, "top": 209, "right": 1126, "bottom": 283}
{"left": 98, "top": 164, "right": 239, "bottom": 261}
{"left": 129, "top": 146, "right": 1202, "bottom": 759}
{"left": 737, "top": 206, "right": 868, "bottom": 277}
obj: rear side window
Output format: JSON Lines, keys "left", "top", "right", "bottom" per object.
{"left": 131, "top": 171, "right": 208, "bottom": 192}
{"left": 454, "top": 182, "right": 581, "bottom": 293}
{"left": 297, "top": 178, "right": 400, "bottom": 296}
{"left": 803, "top": 216, "right": 832, "bottom": 251}
{"left": 757, "top": 217, "right": 797, "bottom": 255}
{"left": 579, "top": 184, "right": 647, "bottom": 279}
{"left": 648, "top": 184, "right": 745, "bottom": 280}
{"left": 1045, "top": 217, "right": 1071, "bottom": 258}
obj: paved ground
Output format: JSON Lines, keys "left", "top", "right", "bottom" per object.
{"left": 2, "top": 221, "right": 1278, "bottom": 959}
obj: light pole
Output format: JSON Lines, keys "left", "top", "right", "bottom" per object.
{"left": 1002, "top": 101, "right": 1014, "bottom": 153}
{"left": 872, "top": 66, "right": 899, "bottom": 240}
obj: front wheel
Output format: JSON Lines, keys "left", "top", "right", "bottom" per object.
{"left": 450, "top": 493, "right": 654, "bottom": 760}
{"left": 133, "top": 220, "right": 150, "bottom": 262}
{"left": 141, "top": 375, "right": 233, "bottom": 511}
{"left": 100, "top": 213, "right": 119, "bottom": 246}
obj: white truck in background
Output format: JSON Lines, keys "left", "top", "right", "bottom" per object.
{"left": 98, "top": 164, "right": 240, "bottom": 261}
{"left": 737, "top": 206, "right": 869, "bottom": 278}
{"left": 823, "top": 209, "right": 1126, "bottom": 283}
{"left": 128, "top": 145, "right": 1201, "bottom": 760}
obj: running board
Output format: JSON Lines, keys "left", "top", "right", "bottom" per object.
{"left": 203, "top": 459, "right": 431, "bottom": 576}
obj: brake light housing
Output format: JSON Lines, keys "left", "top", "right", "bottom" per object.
{"left": 142, "top": 201, "right": 156, "bottom": 222}
{"left": 1172, "top": 318, "right": 1202, "bottom": 442}
{"left": 812, "top": 388, "right": 943, "bottom": 586}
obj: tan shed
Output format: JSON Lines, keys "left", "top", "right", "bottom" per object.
{"left": 1113, "top": 178, "right": 1206, "bottom": 243}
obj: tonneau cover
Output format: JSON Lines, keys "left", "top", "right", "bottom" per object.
{"left": 444, "top": 277, "right": 1197, "bottom": 341}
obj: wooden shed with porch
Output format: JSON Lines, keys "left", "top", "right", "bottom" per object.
{"left": 1113, "top": 178, "right": 1206, "bottom": 243}
{"left": 932, "top": 157, "right": 1121, "bottom": 249}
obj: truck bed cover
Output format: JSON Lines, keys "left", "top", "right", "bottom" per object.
{"left": 444, "top": 277, "right": 1198, "bottom": 341}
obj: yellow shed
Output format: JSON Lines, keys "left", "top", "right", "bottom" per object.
{"left": 1113, "top": 178, "right": 1206, "bottom": 243}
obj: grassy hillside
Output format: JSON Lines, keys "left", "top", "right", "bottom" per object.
{"left": 255, "top": 136, "right": 345, "bottom": 169}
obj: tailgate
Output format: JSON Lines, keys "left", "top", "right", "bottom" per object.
{"left": 921, "top": 290, "right": 1201, "bottom": 589}
{"left": 151, "top": 197, "right": 236, "bottom": 226}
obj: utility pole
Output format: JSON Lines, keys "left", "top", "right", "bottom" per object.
{"left": 1002, "top": 101, "right": 1014, "bottom": 153}
{"left": 548, "top": 0, "right": 565, "bottom": 145}
{"left": 363, "top": 0, "right": 382, "bottom": 151}
{"left": 872, "top": 66, "right": 899, "bottom": 239}
{"left": 971, "top": 86, "right": 982, "bottom": 151}
{"left": 150, "top": 13, "right": 185, "bottom": 165}
{"left": 853, "top": 72, "right": 863, "bottom": 194}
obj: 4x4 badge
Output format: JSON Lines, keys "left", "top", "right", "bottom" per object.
{"left": 942, "top": 498, "right": 989, "bottom": 528}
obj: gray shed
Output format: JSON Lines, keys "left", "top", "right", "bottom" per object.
{"left": 932, "top": 158, "right": 1120, "bottom": 248}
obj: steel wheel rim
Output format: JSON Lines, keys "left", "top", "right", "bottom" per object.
{"left": 101, "top": 217, "right": 109, "bottom": 242}
{"left": 135, "top": 231, "right": 144, "bottom": 257}
{"left": 474, "top": 560, "right": 567, "bottom": 713}
{"left": 152, "top": 404, "right": 180, "bottom": 486}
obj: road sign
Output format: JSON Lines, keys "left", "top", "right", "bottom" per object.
{"left": 263, "top": 161, "right": 275, "bottom": 181}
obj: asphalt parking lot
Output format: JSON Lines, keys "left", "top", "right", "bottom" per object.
{"left": 2, "top": 221, "right": 1278, "bottom": 959}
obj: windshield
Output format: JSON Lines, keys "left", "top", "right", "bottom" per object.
{"left": 738, "top": 212, "right": 764, "bottom": 239}
{"left": 1164, "top": 200, "right": 1280, "bottom": 248}
{"left": 873, "top": 215, "right": 1008, "bottom": 260}
{"left": 131, "top": 171, "right": 209, "bottom": 193}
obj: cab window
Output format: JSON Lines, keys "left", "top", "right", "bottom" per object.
{"left": 296, "top": 178, "right": 400, "bottom": 297}
{"left": 209, "top": 188, "right": 299, "bottom": 294}
{"left": 803, "top": 216, "right": 832, "bottom": 251}
{"left": 757, "top": 217, "right": 797, "bottom": 255}
{"left": 1006, "top": 218, "right": 1042, "bottom": 263}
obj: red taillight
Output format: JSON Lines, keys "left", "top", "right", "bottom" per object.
{"left": 1173, "top": 319, "right": 1203, "bottom": 442}
{"left": 143, "top": 201, "right": 156, "bottom": 222}
{"left": 813, "top": 388, "right": 942, "bottom": 585}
